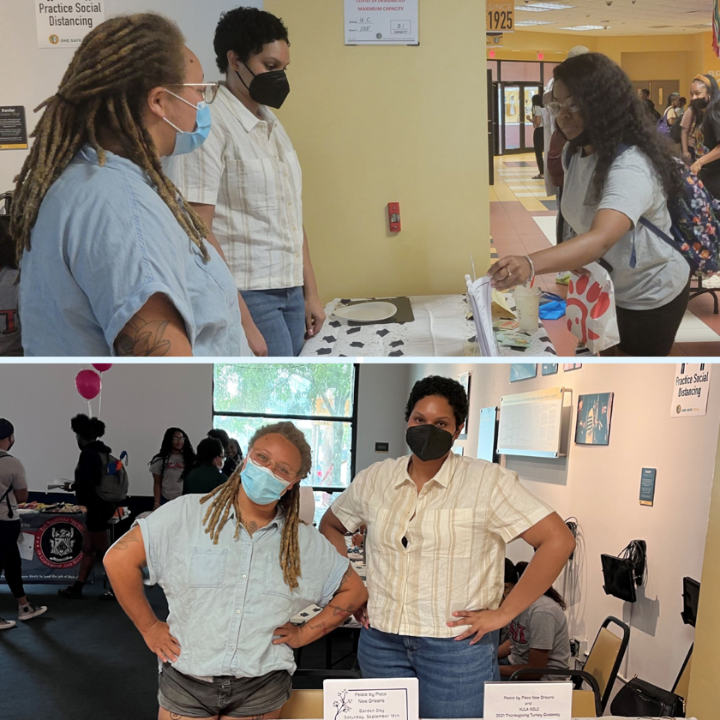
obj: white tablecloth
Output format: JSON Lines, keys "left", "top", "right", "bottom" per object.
{"left": 300, "top": 295, "right": 557, "bottom": 357}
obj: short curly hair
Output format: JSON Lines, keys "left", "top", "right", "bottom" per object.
{"left": 404, "top": 376, "right": 468, "bottom": 429}
{"left": 214, "top": 6, "right": 290, "bottom": 74}
{"left": 71, "top": 414, "right": 106, "bottom": 441}
{"left": 248, "top": 421, "right": 312, "bottom": 479}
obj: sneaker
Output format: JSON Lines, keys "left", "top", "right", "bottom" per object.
{"left": 58, "top": 587, "right": 83, "bottom": 599}
{"left": 18, "top": 604, "right": 48, "bottom": 622}
{"left": 0, "top": 617, "right": 16, "bottom": 630}
{"left": 555, "top": 271, "right": 571, "bottom": 286}
{"left": 98, "top": 590, "right": 116, "bottom": 602}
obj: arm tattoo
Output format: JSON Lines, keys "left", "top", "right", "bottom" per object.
{"left": 116, "top": 316, "right": 171, "bottom": 356}
{"left": 329, "top": 602, "right": 356, "bottom": 618}
{"left": 115, "top": 533, "right": 140, "bottom": 551}
{"left": 332, "top": 565, "right": 352, "bottom": 597}
{"left": 309, "top": 620, "right": 329, "bottom": 634}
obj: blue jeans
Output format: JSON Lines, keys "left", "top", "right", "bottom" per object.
{"left": 357, "top": 627, "right": 500, "bottom": 718}
{"left": 241, "top": 287, "right": 306, "bottom": 357}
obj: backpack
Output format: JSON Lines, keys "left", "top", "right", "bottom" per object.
{"left": 564, "top": 143, "right": 720, "bottom": 275}
{"left": 670, "top": 114, "right": 683, "bottom": 144}
{"left": 657, "top": 108, "right": 672, "bottom": 137}
{"left": 97, "top": 451, "right": 129, "bottom": 503}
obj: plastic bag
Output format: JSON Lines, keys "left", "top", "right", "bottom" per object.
{"left": 539, "top": 291, "right": 566, "bottom": 320}
{"left": 566, "top": 262, "right": 620, "bottom": 353}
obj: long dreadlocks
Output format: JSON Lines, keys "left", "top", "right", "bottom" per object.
{"left": 200, "top": 422, "right": 313, "bottom": 590}
{"left": 10, "top": 13, "right": 209, "bottom": 261}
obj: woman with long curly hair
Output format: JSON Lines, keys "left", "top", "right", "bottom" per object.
{"left": 11, "top": 13, "right": 249, "bottom": 357}
{"left": 489, "top": 53, "right": 690, "bottom": 357}
{"left": 104, "top": 421, "right": 367, "bottom": 720}
{"left": 686, "top": 74, "right": 720, "bottom": 199}
{"left": 149, "top": 427, "right": 195, "bottom": 509}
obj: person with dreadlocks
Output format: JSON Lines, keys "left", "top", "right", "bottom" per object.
{"left": 11, "top": 13, "right": 250, "bottom": 358}
{"left": 489, "top": 53, "right": 691, "bottom": 357}
{"left": 105, "top": 421, "right": 367, "bottom": 720}
{"left": 149, "top": 428, "right": 196, "bottom": 509}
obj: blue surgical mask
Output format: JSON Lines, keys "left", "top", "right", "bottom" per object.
{"left": 241, "top": 457, "right": 291, "bottom": 506}
{"left": 162, "top": 89, "right": 212, "bottom": 156}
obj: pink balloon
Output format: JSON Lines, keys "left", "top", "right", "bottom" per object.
{"left": 92, "top": 364, "right": 113, "bottom": 373}
{"left": 76, "top": 370, "right": 101, "bottom": 400}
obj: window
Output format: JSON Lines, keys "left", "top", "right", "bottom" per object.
{"left": 213, "top": 364, "right": 358, "bottom": 525}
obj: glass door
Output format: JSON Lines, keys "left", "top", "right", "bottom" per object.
{"left": 500, "top": 83, "right": 542, "bottom": 155}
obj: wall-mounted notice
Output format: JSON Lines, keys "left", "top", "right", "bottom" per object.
{"left": 498, "top": 387, "right": 564, "bottom": 458}
{"left": 672, "top": 363, "right": 711, "bottom": 417}
{"left": 344, "top": 0, "right": 419, "bottom": 45}
{"left": 35, "top": 1, "right": 105, "bottom": 49}
{"left": 324, "top": 678, "right": 419, "bottom": 720}
{"left": 484, "top": 681, "right": 572, "bottom": 720}
{"left": 640, "top": 468, "right": 656, "bottom": 507}
{"left": 0, "top": 107, "right": 28, "bottom": 150}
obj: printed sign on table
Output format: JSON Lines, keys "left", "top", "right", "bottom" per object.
{"left": 672, "top": 363, "right": 711, "bottom": 417}
{"left": 323, "top": 678, "right": 418, "bottom": 720}
{"left": 484, "top": 681, "right": 572, "bottom": 720}
{"left": 344, "top": 0, "right": 419, "bottom": 45}
{"left": 35, "top": 1, "right": 105, "bottom": 49}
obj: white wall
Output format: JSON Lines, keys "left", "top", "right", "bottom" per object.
{"left": 355, "top": 363, "right": 411, "bottom": 474}
{"left": 411, "top": 362, "right": 718, "bottom": 694}
{"left": 0, "top": 0, "right": 262, "bottom": 190}
{"left": 0, "top": 363, "right": 213, "bottom": 496}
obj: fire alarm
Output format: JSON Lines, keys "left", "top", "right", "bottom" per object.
{"left": 388, "top": 202, "right": 401, "bottom": 232}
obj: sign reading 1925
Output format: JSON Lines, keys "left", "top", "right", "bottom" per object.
{"left": 487, "top": 2, "right": 514, "bottom": 33}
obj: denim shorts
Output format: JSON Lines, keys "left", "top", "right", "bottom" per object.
{"left": 158, "top": 663, "right": 292, "bottom": 718}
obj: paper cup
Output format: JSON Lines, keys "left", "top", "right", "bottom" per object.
{"left": 514, "top": 285, "right": 541, "bottom": 333}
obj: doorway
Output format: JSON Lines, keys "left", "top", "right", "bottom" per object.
{"left": 631, "top": 80, "right": 680, "bottom": 114}
{"left": 498, "top": 82, "right": 542, "bottom": 155}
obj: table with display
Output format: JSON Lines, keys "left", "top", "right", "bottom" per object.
{"left": 299, "top": 295, "right": 557, "bottom": 357}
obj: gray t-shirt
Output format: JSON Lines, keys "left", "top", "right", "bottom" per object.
{"left": 0, "top": 451, "right": 27, "bottom": 521}
{"left": 562, "top": 145, "right": 689, "bottom": 310}
{"left": 508, "top": 594, "right": 571, "bottom": 678}
{"left": 149, "top": 452, "right": 186, "bottom": 501}
{"left": 0, "top": 267, "right": 22, "bottom": 356}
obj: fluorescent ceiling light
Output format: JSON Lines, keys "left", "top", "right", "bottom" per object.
{"left": 518, "top": 3, "right": 576, "bottom": 11}
{"left": 516, "top": 20, "right": 556, "bottom": 26}
{"left": 560, "top": 25, "right": 608, "bottom": 31}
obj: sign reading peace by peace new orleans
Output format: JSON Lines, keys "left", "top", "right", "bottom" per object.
{"left": 35, "top": 2, "right": 105, "bottom": 50}
{"left": 487, "top": 1, "right": 515, "bottom": 33}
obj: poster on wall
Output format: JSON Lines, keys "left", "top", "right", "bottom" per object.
{"left": 35, "top": 1, "right": 105, "bottom": 49}
{"left": 541, "top": 363, "right": 558, "bottom": 376}
{"left": 563, "top": 363, "right": 582, "bottom": 372}
{"left": 672, "top": 363, "right": 711, "bottom": 417}
{"left": 458, "top": 371, "right": 471, "bottom": 439}
{"left": 0, "top": 107, "right": 28, "bottom": 150}
{"left": 344, "top": 0, "right": 419, "bottom": 45}
{"left": 575, "top": 392, "right": 613, "bottom": 446}
{"left": 510, "top": 364, "right": 537, "bottom": 383}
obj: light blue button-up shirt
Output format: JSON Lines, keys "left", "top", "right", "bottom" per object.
{"left": 19, "top": 145, "right": 250, "bottom": 357}
{"left": 138, "top": 495, "right": 349, "bottom": 678}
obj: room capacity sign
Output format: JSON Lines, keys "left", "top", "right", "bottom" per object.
{"left": 487, "top": 2, "right": 515, "bottom": 33}
{"left": 344, "top": 0, "right": 419, "bottom": 45}
{"left": 672, "top": 363, "right": 712, "bottom": 417}
{"left": 35, "top": 2, "right": 105, "bottom": 49}
{"left": 484, "top": 682, "right": 572, "bottom": 720}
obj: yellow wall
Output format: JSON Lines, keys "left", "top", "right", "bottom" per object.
{"left": 266, "top": 0, "right": 489, "bottom": 301}
{"left": 490, "top": 30, "right": 714, "bottom": 98}
{"left": 687, "top": 426, "right": 720, "bottom": 720}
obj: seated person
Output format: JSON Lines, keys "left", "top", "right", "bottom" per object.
{"left": 104, "top": 421, "right": 367, "bottom": 720}
{"left": 183, "top": 437, "right": 227, "bottom": 495}
{"left": 500, "top": 560, "right": 571, "bottom": 681}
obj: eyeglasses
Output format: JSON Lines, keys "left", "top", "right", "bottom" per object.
{"left": 250, "top": 449, "right": 298, "bottom": 481}
{"left": 546, "top": 97, "right": 580, "bottom": 117}
{"left": 165, "top": 82, "right": 220, "bottom": 104}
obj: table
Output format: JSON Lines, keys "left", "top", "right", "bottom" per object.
{"left": 300, "top": 295, "right": 557, "bottom": 357}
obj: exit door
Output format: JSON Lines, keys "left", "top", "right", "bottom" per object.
{"left": 499, "top": 82, "right": 542, "bottom": 155}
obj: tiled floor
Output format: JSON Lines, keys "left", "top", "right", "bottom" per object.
{"left": 490, "top": 152, "right": 720, "bottom": 356}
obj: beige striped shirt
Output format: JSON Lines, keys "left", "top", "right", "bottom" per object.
{"left": 169, "top": 85, "right": 304, "bottom": 291}
{"left": 331, "top": 453, "right": 552, "bottom": 638}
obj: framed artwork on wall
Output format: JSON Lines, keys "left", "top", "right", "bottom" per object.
{"left": 510, "top": 364, "right": 538, "bottom": 383}
{"left": 458, "top": 371, "right": 472, "bottom": 440}
{"left": 575, "top": 392, "right": 614, "bottom": 446}
{"left": 564, "top": 363, "right": 583, "bottom": 372}
{"left": 542, "top": 364, "right": 559, "bottom": 376}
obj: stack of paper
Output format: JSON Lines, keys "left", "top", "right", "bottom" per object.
{"left": 466, "top": 275, "right": 500, "bottom": 357}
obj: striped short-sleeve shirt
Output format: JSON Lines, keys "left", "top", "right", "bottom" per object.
{"left": 331, "top": 453, "right": 552, "bottom": 638}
